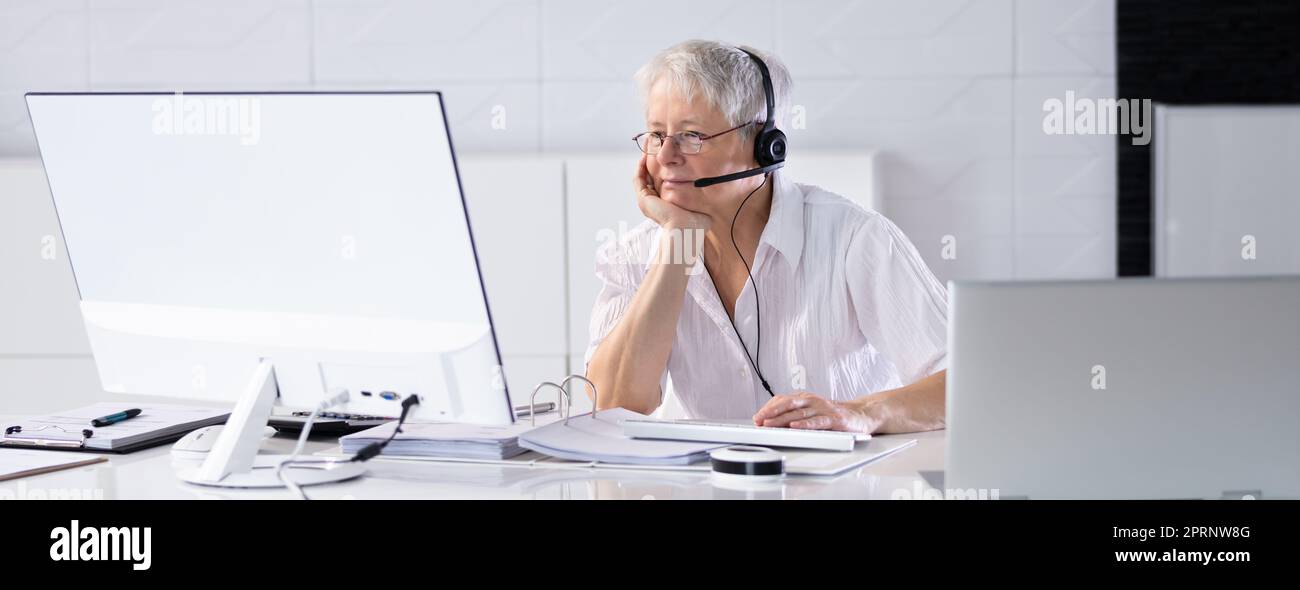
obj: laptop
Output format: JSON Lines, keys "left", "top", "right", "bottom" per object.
{"left": 946, "top": 276, "right": 1300, "bottom": 499}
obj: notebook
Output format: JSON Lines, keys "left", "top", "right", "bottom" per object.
{"left": 1, "top": 403, "right": 230, "bottom": 453}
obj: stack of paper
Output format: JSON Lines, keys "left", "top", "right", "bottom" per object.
{"left": 340, "top": 421, "right": 540, "bottom": 460}
{"left": 2, "top": 403, "right": 230, "bottom": 452}
{"left": 518, "top": 408, "right": 726, "bottom": 465}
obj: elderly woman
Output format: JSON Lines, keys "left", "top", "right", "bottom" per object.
{"left": 583, "top": 40, "right": 948, "bottom": 434}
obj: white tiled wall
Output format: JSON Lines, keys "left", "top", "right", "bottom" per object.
{"left": 0, "top": 0, "right": 1118, "bottom": 411}
{"left": 1012, "top": 0, "right": 1117, "bottom": 279}
{"left": 0, "top": 0, "right": 1117, "bottom": 281}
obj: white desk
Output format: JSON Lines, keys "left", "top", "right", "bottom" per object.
{"left": 0, "top": 425, "right": 945, "bottom": 500}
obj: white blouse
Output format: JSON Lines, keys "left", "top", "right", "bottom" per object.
{"left": 583, "top": 169, "right": 949, "bottom": 420}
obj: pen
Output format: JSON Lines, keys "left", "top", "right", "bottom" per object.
{"left": 90, "top": 408, "right": 142, "bottom": 427}
{"left": 514, "top": 402, "right": 556, "bottom": 418}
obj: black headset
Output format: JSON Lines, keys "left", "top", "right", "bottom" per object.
{"left": 691, "top": 47, "right": 785, "bottom": 398}
{"left": 692, "top": 48, "right": 787, "bottom": 188}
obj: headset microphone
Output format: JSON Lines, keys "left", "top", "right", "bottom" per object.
{"left": 692, "top": 162, "right": 783, "bottom": 188}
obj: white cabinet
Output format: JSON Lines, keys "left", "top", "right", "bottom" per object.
{"left": 560, "top": 154, "right": 648, "bottom": 360}
{"left": 455, "top": 154, "right": 568, "bottom": 357}
{"left": 0, "top": 159, "right": 89, "bottom": 356}
{"left": 456, "top": 155, "right": 570, "bottom": 403}
{"left": 1154, "top": 106, "right": 1300, "bottom": 277}
{"left": 782, "top": 151, "right": 882, "bottom": 212}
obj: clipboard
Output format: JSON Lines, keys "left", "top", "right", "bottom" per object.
{"left": 2, "top": 403, "right": 230, "bottom": 454}
{"left": 0, "top": 428, "right": 196, "bottom": 454}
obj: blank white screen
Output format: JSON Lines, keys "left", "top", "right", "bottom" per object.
{"left": 28, "top": 92, "right": 490, "bottom": 326}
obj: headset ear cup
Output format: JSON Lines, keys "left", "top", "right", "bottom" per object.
{"left": 769, "top": 129, "right": 787, "bottom": 163}
{"left": 754, "top": 129, "right": 787, "bottom": 166}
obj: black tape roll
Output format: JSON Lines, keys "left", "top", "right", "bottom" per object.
{"left": 709, "top": 446, "right": 784, "bottom": 477}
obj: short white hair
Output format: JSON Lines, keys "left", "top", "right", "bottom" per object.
{"left": 634, "top": 40, "right": 792, "bottom": 140}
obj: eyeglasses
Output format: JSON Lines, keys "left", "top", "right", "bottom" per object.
{"left": 633, "top": 122, "right": 755, "bottom": 155}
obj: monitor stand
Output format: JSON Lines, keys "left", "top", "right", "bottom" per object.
{"left": 175, "top": 360, "right": 367, "bottom": 488}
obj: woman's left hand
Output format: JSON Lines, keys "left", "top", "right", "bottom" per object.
{"left": 751, "top": 392, "right": 878, "bottom": 433}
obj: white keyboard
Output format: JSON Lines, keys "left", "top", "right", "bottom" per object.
{"left": 622, "top": 418, "right": 867, "bottom": 452}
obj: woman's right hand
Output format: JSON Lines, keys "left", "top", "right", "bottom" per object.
{"left": 634, "top": 155, "right": 712, "bottom": 232}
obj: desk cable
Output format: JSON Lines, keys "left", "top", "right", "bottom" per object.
{"left": 276, "top": 391, "right": 420, "bottom": 500}
{"left": 714, "top": 172, "right": 775, "bottom": 397}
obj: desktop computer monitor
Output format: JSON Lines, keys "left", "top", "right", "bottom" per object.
{"left": 27, "top": 91, "right": 514, "bottom": 486}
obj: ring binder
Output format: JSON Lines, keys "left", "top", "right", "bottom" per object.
{"left": 527, "top": 374, "right": 607, "bottom": 426}
{"left": 559, "top": 374, "right": 599, "bottom": 424}
{"left": 529, "top": 381, "right": 566, "bottom": 426}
